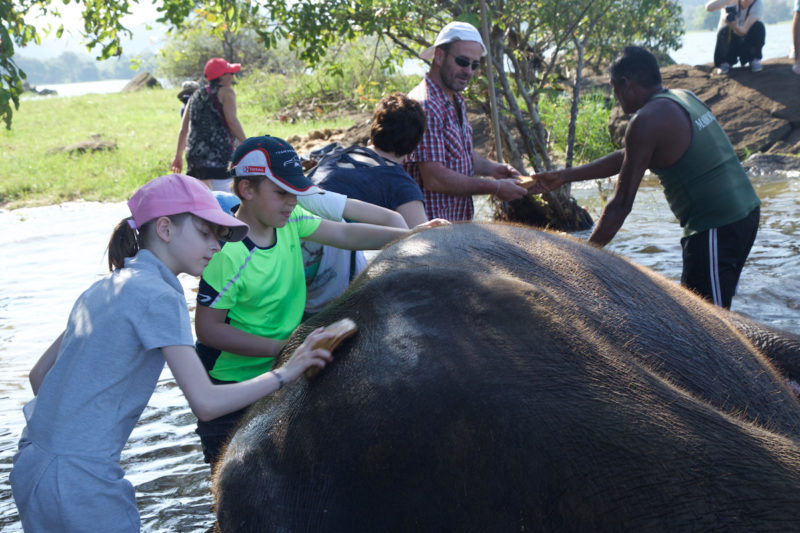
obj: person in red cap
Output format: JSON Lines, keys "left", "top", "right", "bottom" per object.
{"left": 171, "top": 58, "right": 247, "bottom": 191}
{"left": 9, "top": 173, "right": 338, "bottom": 532}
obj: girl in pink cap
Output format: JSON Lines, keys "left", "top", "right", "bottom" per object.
{"left": 9, "top": 174, "right": 337, "bottom": 532}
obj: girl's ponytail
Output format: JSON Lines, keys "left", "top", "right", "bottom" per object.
{"left": 107, "top": 217, "right": 139, "bottom": 271}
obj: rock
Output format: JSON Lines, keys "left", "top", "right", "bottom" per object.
{"left": 291, "top": 115, "right": 371, "bottom": 157}
{"left": 48, "top": 134, "right": 117, "bottom": 155}
{"left": 742, "top": 153, "right": 800, "bottom": 175}
{"left": 22, "top": 81, "right": 57, "bottom": 96}
{"left": 593, "top": 58, "right": 800, "bottom": 158}
{"left": 121, "top": 72, "right": 161, "bottom": 92}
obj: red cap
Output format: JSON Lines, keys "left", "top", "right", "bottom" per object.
{"left": 203, "top": 58, "right": 241, "bottom": 81}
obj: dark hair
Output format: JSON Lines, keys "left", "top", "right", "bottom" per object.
{"left": 608, "top": 46, "right": 662, "bottom": 88}
{"left": 106, "top": 213, "right": 190, "bottom": 271}
{"left": 233, "top": 175, "right": 268, "bottom": 200}
{"left": 107, "top": 218, "right": 140, "bottom": 272}
{"left": 370, "top": 92, "right": 427, "bottom": 157}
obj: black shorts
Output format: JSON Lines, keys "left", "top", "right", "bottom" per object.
{"left": 193, "top": 342, "right": 252, "bottom": 468}
{"left": 196, "top": 403, "right": 250, "bottom": 469}
{"left": 186, "top": 166, "right": 230, "bottom": 181}
{"left": 680, "top": 206, "right": 760, "bottom": 309}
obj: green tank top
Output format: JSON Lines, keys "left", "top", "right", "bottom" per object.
{"left": 649, "top": 89, "right": 759, "bottom": 237}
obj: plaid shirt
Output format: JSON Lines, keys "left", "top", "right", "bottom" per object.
{"left": 405, "top": 76, "right": 475, "bottom": 221}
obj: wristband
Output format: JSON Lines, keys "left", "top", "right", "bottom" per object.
{"left": 271, "top": 370, "right": 284, "bottom": 390}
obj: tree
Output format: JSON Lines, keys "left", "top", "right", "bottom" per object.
{"left": 551, "top": 0, "right": 682, "bottom": 227}
{"left": 157, "top": 21, "right": 304, "bottom": 83}
{"left": 689, "top": 4, "right": 719, "bottom": 30}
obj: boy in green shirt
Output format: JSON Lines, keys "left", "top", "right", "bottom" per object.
{"left": 195, "top": 135, "right": 446, "bottom": 467}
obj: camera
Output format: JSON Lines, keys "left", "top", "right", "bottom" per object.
{"left": 725, "top": 5, "right": 737, "bottom": 22}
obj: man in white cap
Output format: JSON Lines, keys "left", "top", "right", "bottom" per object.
{"left": 404, "top": 21, "right": 527, "bottom": 222}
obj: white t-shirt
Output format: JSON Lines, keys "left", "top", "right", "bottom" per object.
{"left": 298, "top": 190, "right": 347, "bottom": 220}
{"left": 299, "top": 190, "right": 367, "bottom": 314}
{"left": 717, "top": 0, "right": 763, "bottom": 29}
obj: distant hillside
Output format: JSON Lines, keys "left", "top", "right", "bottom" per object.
{"left": 16, "top": 51, "right": 159, "bottom": 85}
{"left": 14, "top": 20, "right": 165, "bottom": 84}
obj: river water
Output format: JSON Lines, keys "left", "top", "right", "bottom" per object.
{"left": 1, "top": 169, "right": 798, "bottom": 531}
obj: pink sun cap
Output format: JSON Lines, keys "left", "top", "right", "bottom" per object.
{"left": 127, "top": 174, "right": 249, "bottom": 242}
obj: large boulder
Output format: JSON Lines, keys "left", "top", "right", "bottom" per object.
{"left": 47, "top": 134, "right": 117, "bottom": 155}
{"left": 121, "top": 72, "right": 161, "bottom": 92}
{"left": 21, "top": 81, "right": 57, "bottom": 96}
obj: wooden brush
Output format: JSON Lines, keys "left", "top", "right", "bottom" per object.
{"left": 304, "top": 318, "right": 358, "bottom": 379}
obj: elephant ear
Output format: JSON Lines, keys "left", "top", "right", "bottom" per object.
{"left": 304, "top": 318, "right": 358, "bottom": 379}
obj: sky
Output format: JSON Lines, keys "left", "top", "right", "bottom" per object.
{"left": 17, "top": 1, "right": 167, "bottom": 59}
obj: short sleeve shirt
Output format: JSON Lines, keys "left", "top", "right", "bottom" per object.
{"left": 309, "top": 146, "right": 424, "bottom": 211}
{"left": 405, "top": 76, "right": 475, "bottom": 221}
{"left": 298, "top": 190, "right": 348, "bottom": 220}
{"left": 717, "top": 0, "right": 763, "bottom": 28}
{"left": 197, "top": 205, "right": 322, "bottom": 382}
{"left": 20, "top": 250, "right": 193, "bottom": 458}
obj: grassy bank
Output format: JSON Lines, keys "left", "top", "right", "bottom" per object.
{"left": 0, "top": 87, "right": 356, "bottom": 208}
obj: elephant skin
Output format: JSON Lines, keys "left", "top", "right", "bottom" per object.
{"left": 214, "top": 222, "right": 800, "bottom": 533}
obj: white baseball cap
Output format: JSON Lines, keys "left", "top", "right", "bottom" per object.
{"left": 419, "top": 21, "right": 487, "bottom": 60}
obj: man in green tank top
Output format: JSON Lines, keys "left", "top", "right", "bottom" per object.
{"left": 532, "top": 46, "right": 760, "bottom": 309}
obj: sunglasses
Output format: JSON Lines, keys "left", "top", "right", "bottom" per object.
{"left": 446, "top": 51, "right": 481, "bottom": 71}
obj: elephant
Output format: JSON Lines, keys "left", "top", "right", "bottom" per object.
{"left": 213, "top": 222, "right": 800, "bottom": 532}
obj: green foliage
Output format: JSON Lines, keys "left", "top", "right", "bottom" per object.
{"left": 569, "top": 0, "right": 685, "bottom": 74}
{"left": 2, "top": 0, "right": 685, "bottom": 154}
{"left": 688, "top": 5, "right": 719, "bottom": 31}
{"left": 538, "top": 90, "right": 616, "bottom": 166}
{"left": 156, "top": 21, "right": 305, "bottom": 83}
{"left": 218, "top": 37, "right": 418, "bottom": 117}
{"left": 1, "top": 0, "right": 40, "bottom": 128}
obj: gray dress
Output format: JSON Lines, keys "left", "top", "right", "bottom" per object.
{"left": 10, "top": 250, "right": 193, "bottom": 532}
